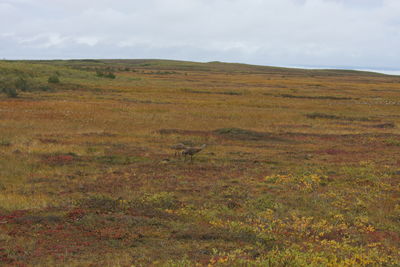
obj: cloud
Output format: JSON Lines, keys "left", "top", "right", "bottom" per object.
{"left": 1, "top": 0, "right": 399, "bottom": 69}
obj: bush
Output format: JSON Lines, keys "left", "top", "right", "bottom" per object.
{"left": 105, "top": 72, "right": 116, "bottom": 79}
{"left": 78, "top": 195, "right": 121, "bottom": 212}
{"left": 0, "top": 77, "right": 18, "bottom": 97}
{"left": 249, "top": 194, "right": 280, "bottom": 211}
{"left": 138, "top": 192, "right": 180, "bottom": 210}
{"left": 96, "top": 70, "right": 104, "bottom": 77}
{"left": 305, "top": 112, "right": 372, "bottom": 121}
{"left": 0, "top": 73, "right": 56, "bottom": 97}
{"left": 15, "top": 77, "right": 30, "bottom": 92}
{"left": 0, "top": 139, "right": 12, "bottom": 146}
{"left": 37, "top": 85, "right": 53, "bottom": 92}
{"left": 96, "top": 71, "right": 116, "bottom": 79}
{"left": 48, "top": 74, "right": 60, "bottom": 84}
{"left": 306, "top": 112, "right": 341, "bottom": 120}
{"left": 2, "top": 87, "right": 18, "bottom": 98}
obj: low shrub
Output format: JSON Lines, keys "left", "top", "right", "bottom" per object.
{"left": 96, "top": 71, "right": 116, "bottom": 79}
{"left": 385, "top": 138, "right": 400, "bottom": 146}
{"left": 15, "top": 77, "right": 31, "bottom": 92}
{"left": 2, "top": 87, "right": 18, "bottom": 98}
{"left": 0, "top": 77, "right": 19, "bottom": 97}
{"left": 48, "top": 74, "right": 60, "bottom": 84}
{"left": 278, "top": 94, "right": 353, "bottom": 100}
{"left": 372, "top": 122, "right": 395, "bottom": 129}
{"left": 0, "top": 139, "right": 12, "bottom": 146}
{"left": 248, "top": 194, "right": 280, "bottom": 211}
{"left": 78, "top": 195, "right": 121, "bottom": 213}
{"left": 214, "top": 128, "right": 286, "bottom": 142}
{"left": 306, "top": 112, "right": 372, "bottom": 121}
{"left": 139, "top": 192, "right": 180, "bottom": 210}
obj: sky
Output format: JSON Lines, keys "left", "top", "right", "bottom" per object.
{"left": 1, "top": 0, "right": 400, "bottom": 71}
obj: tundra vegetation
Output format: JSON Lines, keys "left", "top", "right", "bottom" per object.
{"left": 0, "top": 59, "right": 399, "bottom": 266}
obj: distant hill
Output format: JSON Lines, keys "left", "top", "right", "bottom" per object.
{"left": 21, "top": 59, "right": 390, "bottom": 77}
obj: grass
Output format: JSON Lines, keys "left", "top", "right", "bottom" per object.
{"left": 0, "top": 59, "right": 399, "bottom": 266}
{"left": 213, "top": 128, "right": 286, "bottom": 142}
{"left": 277, "top": 93, "right": 354, "bottom": 100}
{"left": 305, "top": 112, "right": 374, "bottom": 122}
{"left": 385, "top": 138, "right": 400, "bottom": 146}
{"left": 182, "top": 88, "right": 243, "bottom": 96}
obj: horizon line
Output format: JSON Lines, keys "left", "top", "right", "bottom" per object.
{"left": 1, "top": 58, "right": 399, "bottom": 76}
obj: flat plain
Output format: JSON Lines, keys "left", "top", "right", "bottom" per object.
{"left": 0, "top": 59, "right": 399, "bottom": 266}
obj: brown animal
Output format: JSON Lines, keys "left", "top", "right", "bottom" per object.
{"left": 182, "top": 144, "right": 206, "bottom": 162}
{"left": 170, "top": 143, "right": 187, "bottom": 157}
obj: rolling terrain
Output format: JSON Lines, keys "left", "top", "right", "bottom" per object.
{"left": 0, "top": 59, "right": 400, "bottom": 266}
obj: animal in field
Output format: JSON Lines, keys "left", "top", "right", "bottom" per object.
{"left": 182, "top": 144, "right": 207, "bottom": 162}
{"left": 170, "top": 143, "right": 188, "bottom": 157}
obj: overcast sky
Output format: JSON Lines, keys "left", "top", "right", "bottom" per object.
{"left": 1, "top": 0, "right": 399, "bottom": 70}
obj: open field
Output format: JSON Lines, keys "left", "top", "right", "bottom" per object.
{"left": 0, "top": 59, "right": 400, "bottom": 266}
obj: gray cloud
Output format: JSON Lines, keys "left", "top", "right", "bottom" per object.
{"left": 1, "top": 0, "right": 399, "bottom": 69}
